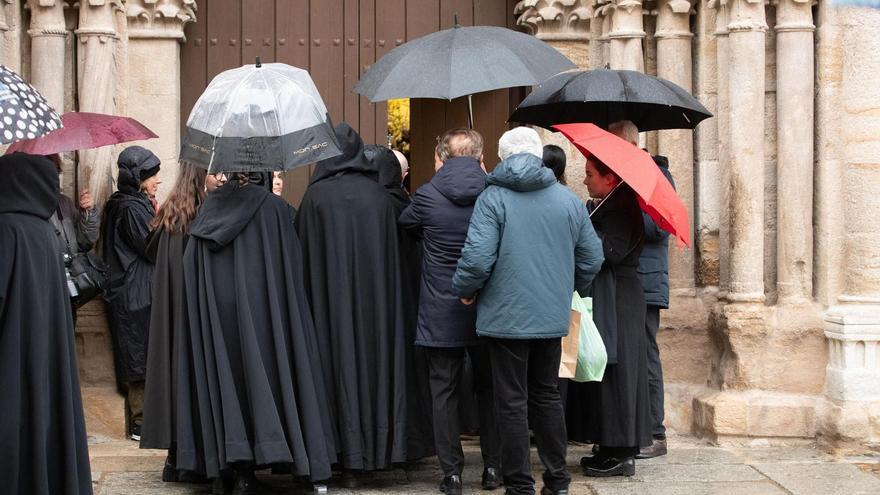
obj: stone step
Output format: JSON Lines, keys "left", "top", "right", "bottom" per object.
{"left": 83, "top": 386, "right": 126, "bottom": 441}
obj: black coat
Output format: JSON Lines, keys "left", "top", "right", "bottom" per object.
{"left": 176, "top": 181, "right": 336, "bottom": 480}
{"left": 0, "top": 153, "right": 92, "bottom": 494}
{"left": 101, "top": 152, "right": 156, "bottom": 384}
{"left": 566, "top": 185, "right": 652, "bottom": 449}
{"left": 399, "top": 157, "right": 487, "bottom": 347}
{"left": 140, "top": 229, "right": 188, "bottom": 450}
{"left": 638, "top": 155, "right": 675, "bottom": 308}
{"left": 295, "top": 123, "right": 408, "bottom": 470}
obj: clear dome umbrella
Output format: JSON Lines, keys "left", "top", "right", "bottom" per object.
{"left": 180, "top": 59, "right": 342, "bottom": 173}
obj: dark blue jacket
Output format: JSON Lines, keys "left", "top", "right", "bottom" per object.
{"left": 639, "top": 155, "right": 675, "bottom": 308}
{"left": 399, "top": 157, "right": 487, "bottom": 347}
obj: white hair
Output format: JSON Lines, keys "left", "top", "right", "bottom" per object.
{"left": 608, "top": 120, "right": 639, "bottom": 146}
{"left": 392, "top": 149, "right": 409, "bottom": 175}
{"left": 498, "top": 127, "right": 543, "bottom": 161}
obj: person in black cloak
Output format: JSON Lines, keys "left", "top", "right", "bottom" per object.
{"left": 295, "top": 123, "right": 408, "bottom": 476}
{"left": 0, "top": 153, "right": 92, "bottom": 495}
{"left": 176, "top": 170, "right": 336, "bottom": 494}
{"left": 364, "top": 144, "right": 436, "bottom": 464}
{"left": 140, "top": 163, "right": 208, "bottom": 484}
{"left": 566, "top": 153, "right": 652, "bottom": 477}
{"left": 102, "top": 145, "right": 161, "bottom": 440}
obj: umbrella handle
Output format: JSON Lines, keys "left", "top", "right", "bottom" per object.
{"left": 467, "top": 94, "right": 474, "bottom": 129}
{"left": 588, "top": 181, "right": 624, "bottom": 218}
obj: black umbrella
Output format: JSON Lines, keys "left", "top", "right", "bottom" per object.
{"left": 0, "top": 65, "right": 62, "bottom": 145}
{"left": 353, "top": 18, "right": 576, "bottom": 127}
{"left": 509, "top": 69, "right": 712, "bottom": 132}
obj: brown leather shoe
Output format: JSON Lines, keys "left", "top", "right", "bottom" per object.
{"left": 636, "top": 438, "right": 667, "bottom": 459}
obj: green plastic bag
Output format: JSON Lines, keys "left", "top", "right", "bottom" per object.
{"left": 571, "top": 294, "right": 607, "bottom": 382}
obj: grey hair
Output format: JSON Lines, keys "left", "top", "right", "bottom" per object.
{"left": 435, "top": 128, "right": 484, "bottom": 162}
{"left": 498, "top": 127, "right": 543, "bottom": 160}
{"left": 608, "top": 120, "right": 639, "bottom": 145}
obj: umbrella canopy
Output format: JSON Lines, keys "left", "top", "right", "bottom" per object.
{"left": 6, "top": 112, "right": 157, "bottom": 155}
{"left": 510, "top": 69, "right": 712, "bottom": 132}
{"left": 353, "top": 24, "right": 576, "bottom": 102}
{"left": 0, "top": 65, "right": 62, "bottom": 145}
{"left": 180, "top": 61, "right": 342, "bottom": 172}
{"left": 554, "top": 123, "right": 691, "bottom": 247}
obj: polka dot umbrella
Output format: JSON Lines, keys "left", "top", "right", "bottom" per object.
{"left": 0, "top": 65, "right": 62, "bottom": 144}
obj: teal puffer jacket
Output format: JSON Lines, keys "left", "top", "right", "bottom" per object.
{"left": 452, "top": 152, "right": 604, "bottom": 339}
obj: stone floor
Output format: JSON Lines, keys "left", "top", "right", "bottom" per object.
{"left": 90, "top": 436, "right": 880, "bottom": 494}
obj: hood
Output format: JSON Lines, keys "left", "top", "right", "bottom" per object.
{"left": 364, "top": 144, "right": 402, "bottom": 190}
{"left": 652, "top": 154, "right": 669, "bottom": 171}
{"left": 487, "top": 153, "right": 557, "bottom": 192}
{"left": 117, "top": 145, "right": 160, "bottom": 195}
{"left": 310, "top": 123, "right": 377, "bottom": 184}
{"left": 188, "top": 180, "right": 270, "bottom": 250}
{"left": 432, "top": 157, "right": 487, "bottom": 206}
{"left": 0, "top": 152, "right": 58, "bottom": 219}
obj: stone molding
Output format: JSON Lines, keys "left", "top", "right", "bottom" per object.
{"left": 824, "top": 304, "right": 880, "bottom": 402}
{"left": 726, "top": 0, "right": 768, "bottom": 33}
{"left": 653, "top": 0, "right": 694, "bottom": 40}
{"left": 773, "top": 0, "right": 815, "bottom": 32}
{"left": 515, "top": 0, "right": 592, "bottom": 41}
{"left": 0, "top": 0, "right": 12, "bottom": 33}
{"left": 75, "top": 0, "right": 123, "bottom": 40}
{"left": 26, "top": 0, "right": 69, "bottom": 38}
{"left": 126, "top": 0, "right": 196, "bottom": 40}
{"left": 607, "top": 0, "right": 646, "bottom": 40}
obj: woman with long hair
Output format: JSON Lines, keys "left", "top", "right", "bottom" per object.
{"left": 140, "top": 163, "right": 206, "bottom": 483}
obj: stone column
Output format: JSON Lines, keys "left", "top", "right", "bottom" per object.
{"left": 27, "top": 0, "right": 68, "bottom": 111}
{"left": 77, "top": 0, "right": 123, "bottom": 205}
{"left": 774, "top": 0, "right": 814, "bottom": 304}
{"left": 725, "top": 0, "right": 766, "bottom": 302}
{"left": 655, "top": 0, "right": 695, "bottom": 295}
{"left": 125, "top": 0, "right": 195, "bottom": 202}
{"left": 607, "top": 0, "right": 644, "bottom": 71}
{"left": 590, "top": 2, "right": 605, "bottom": 68}
{"left": 0, "top": 1, "right": 12, "bottom": 64}
{"left": 713, "top": 0, "right": 731, "bottom": 294}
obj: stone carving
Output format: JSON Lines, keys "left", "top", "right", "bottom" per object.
{"left": 514, "top": 0, "right": 592, "bottom": 40}
{"left": 126, "top": 0, "right": 196, "bottom": 39}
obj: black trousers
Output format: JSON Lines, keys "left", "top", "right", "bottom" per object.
{"left": 646, "top": 305, "right": 666, "bottom": 439}
{"left": 427, "top": 345, "right": 501, "bottom": 476}
{"left": 488, "top": 337, "right": 570, "bottom": 495}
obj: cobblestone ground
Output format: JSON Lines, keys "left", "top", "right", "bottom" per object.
{"left": 90, "top": 436, "right": 880, "bottom": 494}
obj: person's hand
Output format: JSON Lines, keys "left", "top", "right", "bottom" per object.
{"left": 460, "top": 297, "right": 475, "bottom": 306}
{"left": 79, "top": 190, "right": 94, "bottom": 211}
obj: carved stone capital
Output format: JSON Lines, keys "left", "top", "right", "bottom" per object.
{"left": 76, "top": 0, "right": 123, "bottom": 39}
{"left": 773, "top": 0, "right": 815, "bottom": 33}
{"left": 654, "top": 0, "right": 694, "bottom": 40}
{"left": 26, "top": 0, "right": 69, "bottom": 38}
{"left": 608, "top": 0, "right": 645, "bottom": 40}
{"left": 0, "top": 0, "right": 12, "bottom": 32}
{"left": 126, "top": 0, "right": 196, "bottom": 40}
{"left": 726, "top": 0, "right": 768, "bottom": 33}
{"left": 515, "top": 0, "right": 592, "bottom": 41}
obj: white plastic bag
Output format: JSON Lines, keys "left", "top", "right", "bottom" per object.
{"left": 571, "top": 294, "right": 607, "bottom": 382}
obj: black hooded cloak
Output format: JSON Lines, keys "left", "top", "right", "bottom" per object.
{"left": 101, "top": 146, "right": 159, "bottom": 384}
{"left": 365, "top": 145, "right": 435, "bottom": 462}
{"left": 295, "top": 124, "right": 408, "bottom": 470}
{"left": 175, "top": 179, "right": 336, "bottom": 480}
{"left": 0, "top": 153, "right": 92, "bottom": 494}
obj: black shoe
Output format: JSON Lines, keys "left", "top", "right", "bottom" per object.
{"left": 130, "top": 425, "right": 141, "bottom": 442}
{"left": 212, "top": 477, "right": 227, "bottom": 495}
{"left": 439, "top": 474, "right": 462, "bottom": 495}
{"left": 231, "top": 470, "right": 266, "bottom": 495}
{"left": 161, "top": 456, "right": 178, "bottom": 482}
{"left": 636, "top": 438, "right": 668, "bottom": 459}
{"left": 482, "top": 467, "right": 501, "bottom": 490}
{"left": 583, "top": 456, "right": 635, "bottom": 477}
{"left": 540, "top": 488, "right": 569, "bottom": 495}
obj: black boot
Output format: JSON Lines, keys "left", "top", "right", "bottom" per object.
{"left": 540, "top": 487, "right": 569, "bottom": 495}
{"left": 231, "top": 469, "right": 266, "bottom": 495}
{"left": 161, "top": 455, "right": 178, "bottom": 483}
{"left": 481, "top": 467, "right": 502, "bottom": 490}
{"left": 439, "top": 474, "right": 462, "bottom": 495}
{"left": 583, "top": 456, "right": 635, "bottom": 477}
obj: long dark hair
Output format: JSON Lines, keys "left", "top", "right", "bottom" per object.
{"left": 151, "top": 162, "right": 206, "bottom": 233}
{"left": 542, "top": 144, "right": 566, "bottom": 185}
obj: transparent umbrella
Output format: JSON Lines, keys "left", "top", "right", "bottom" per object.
{"left": 180, "top": 60, "right": 342, "bottom": 172}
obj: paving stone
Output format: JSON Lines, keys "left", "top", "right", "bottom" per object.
{"left": 583, "top": 463, "right": 769, "bottom": 483}
{"left": 638, "top": 447, "right": 742, "bottom": 465}
{"left": 752, "top": 462, "right": 880, "bottom": 495}
{"left": 730, "top": 445, "right": 832, "bottom": 464}
{"left": 586, "top": 481, "right": 788, "bottom": 495}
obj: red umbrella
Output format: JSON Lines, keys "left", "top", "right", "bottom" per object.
{"left": 553, "top": 122, "right": 691, "bottom": 248}
{"left": 6, "top": 111, "right": 157, "bottom": 155}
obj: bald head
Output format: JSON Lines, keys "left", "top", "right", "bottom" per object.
{"left": 608, "top": 120, "right": 639, "bottom": 146}
{"left": 392, "top": 149, "right": 409, "bottom": 178}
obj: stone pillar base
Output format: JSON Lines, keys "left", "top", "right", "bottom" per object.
{"left": 693, "top": 389, "right": 819, "bottom": 444}
{"left": 817, "top": 398, "right": 880, "bottom": 454}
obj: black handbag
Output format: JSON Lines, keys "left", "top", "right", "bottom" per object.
{"left": 68, "top": 251, "right": 110, "bottom": 308}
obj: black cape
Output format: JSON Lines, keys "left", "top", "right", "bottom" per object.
{"left": 366, "top": 145, "right": 435, "bottom": 461}
{"left": 176, "top": 180, "right": 336, "bottom": 480}
{"left": 140, "top": 229, "right": 188, "bottom": 450}
{"left": 0, "top": 153, "right": 92, "bottom": 494}
{"left": 566, "top": 185, "right": 652, "bottom": 448}
{"left": 101, "top": 151, "right": 156, "bottom": 384}
{"left": 296, "top": 124, "right": 408, "bottom": 470}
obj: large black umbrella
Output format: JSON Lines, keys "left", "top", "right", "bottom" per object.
{"left": 0, "top": 65, "right": 62, "bottom": 145}
{"left": 353, "top": 19, "right": 576, "bottom": 126}
{"left": 509, "top": 69, "right": 712, "bottom": 132}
